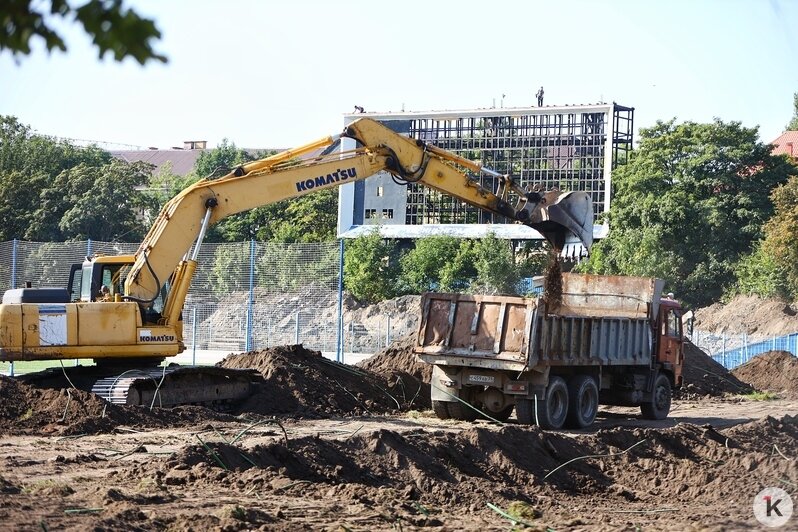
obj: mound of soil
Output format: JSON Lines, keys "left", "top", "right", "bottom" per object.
{"left": 0, "top": 375, "right": 229, "bottom": 436}
{"left": 218, "top": 344, "right": 424, "bottom": 417}
{"left": 731, "top": 351, "right": 798, "bottom": 398}
{"left": 143, "top": 415, "right": 798, "bottom": 522}
{"left": 357, "top": 334, "right": 431, "bottom": 410}
{"left": 694, "top": 295, "right": 798, "bottom": 336}
{"left": 679, "top": 341, "right": 753, "bottom": 397}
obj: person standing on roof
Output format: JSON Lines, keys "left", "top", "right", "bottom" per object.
{"left": 536, "top": 86, "right": 544, "bottom": 107}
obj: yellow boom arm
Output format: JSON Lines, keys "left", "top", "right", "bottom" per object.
{"left": 125, "top": 118, "right": 594, "bottom": 324}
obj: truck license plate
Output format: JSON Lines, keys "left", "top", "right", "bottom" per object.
{"left": 468, "top": 374, "right": 495, "bottom": 384}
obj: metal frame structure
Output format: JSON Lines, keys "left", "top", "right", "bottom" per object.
{"left": 338, "top": 103, "right": 633, "bottom": 242}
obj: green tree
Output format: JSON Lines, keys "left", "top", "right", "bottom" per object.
{"left": 732, "top": 243, "right": 789, "bottom": 300}
{"left": 787, "top": 92, "right": 798, "bottom": 131}
{"left": 269, "top": 188, "right": 339, "bottom": 243}
{"left": 472, "top": 234, "right": 518, "bottom": 294}
{"left": 0, "top": 115, "right": 122, "bottom": 241}
{"left": 343, "top": 229, "right": 401, "bottom": 303}
{"left": 2, "top": 0, "right": 166, "bottom": 64}
{"left": 194, "top": 139, "right": 255, "bottom": 178}
{"left": 46, "top": 160, "right": 151, "bottom": 241}
{"left": 581, "top": 119, "right": 797, "bottom": 307}
{"left": 756, "top": 176, "right": 798, "bottom": 297}
{"left": 399, "top": 236, "right": 476, "bottom": 292}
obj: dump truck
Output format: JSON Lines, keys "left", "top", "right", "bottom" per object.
{"left": 415, "top": 273, "right": 684, "bottom": 429}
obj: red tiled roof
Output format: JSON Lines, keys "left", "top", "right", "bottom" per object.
{"left": 771, "top": 131, "right": 798, "bottom": 158}
{"left": 110, "top": 149, "right": 203, "bottom": 176}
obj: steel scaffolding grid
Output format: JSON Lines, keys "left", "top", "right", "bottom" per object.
{"left": 393, "top": 105, "right": 633, "bottom": 226}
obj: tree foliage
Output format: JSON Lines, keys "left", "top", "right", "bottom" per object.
{"left": 399, "top": 236, "right": 475, "bottom": 292}
{"left": 732, "top": 242, "right": 789, "bottom": 300}
{"left": 755, "top": 176, "right": 798, "bottom": 297}
{"left": 1, "top": 0, "right": 166, "bottom": 64}
{"left": 472, "top": 234, "right": 519, "bottom": 294}
{"left": 0, "top": 115, "right": 155, "bottom": 242}
{"left": 581, "top": 119, "right": 797, "bottom": 307}
{"left": 787, "top": 92, "right": 798, "bottom": 131}
{"left": 343, "top": 230, "right": 401, "bottom": 303}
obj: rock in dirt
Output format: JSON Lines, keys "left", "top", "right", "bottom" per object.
{"left": 731, "top": 351, "right": 798, "bottom": 398}
{"left": 218, "top": 344, "right": 425, "bottom": 417}
{"left": 679, "top": 341, "right": 753, "bottom": 397}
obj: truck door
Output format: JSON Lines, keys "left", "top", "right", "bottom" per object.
{"left": 657, "top": 304, "right": 684, "bottom": 385}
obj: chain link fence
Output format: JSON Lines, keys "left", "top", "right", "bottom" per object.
{"left": 0, "top": 240, "right": 418, "bottom": 373}
{"left": 691, "top": 329, "right": 798, "bottom": 369}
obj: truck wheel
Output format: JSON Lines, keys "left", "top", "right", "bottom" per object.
{"left": 565, "top": 375, "right": 599, "bottom": 429}
{"left": 539, "top": 376, "right": 569, "bottom": 429}
{"left": 515, "top": 397, "right": 537, "bottom": 425}
{"left": 432, "top": 400, "right": 451, "bottom": 420}
{"left": 516, "top": 377, "right": 569, "bottom": 429}
{"left": 641, "top": 373, "right": 672, "bottom": 420}
{"left": 482, "top": 404, "right": 514, "bottom": 422}
{"left": 446, "top": 388, "right": 478, "bottom": 421}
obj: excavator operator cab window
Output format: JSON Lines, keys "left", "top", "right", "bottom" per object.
{"left": 80, "top": 261, "right": 132, "bottom": 302}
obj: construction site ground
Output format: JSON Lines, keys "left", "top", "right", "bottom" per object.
{"left": 1, "top": 396, "right": 796, "bottom": 531}
{"left": 2, "top": 293, "right": 798, "bottom": 530}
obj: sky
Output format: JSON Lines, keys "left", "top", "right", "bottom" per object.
{"left": 1, "top": 0, "right": 797, "bottom": 150}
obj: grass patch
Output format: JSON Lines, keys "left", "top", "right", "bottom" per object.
{"left": 743, "top": 390, "right": 779, "bottom": 401}
{"left": 217, "top": 505, "right": 247, "bottom": 521}
{"left": 22, "top": 479, "right": 74, "bottom": 497}
{"left": 506, "top": 500, "right": 542, "bottom": 521}
{"left": 405, "top": 410, "right": 436, "bottom": 419}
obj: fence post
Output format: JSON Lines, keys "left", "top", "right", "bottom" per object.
{"left": 8, "top": 362, "right": 13, "bottom": 377}
{"left": 386, "top": 316, "right": 391, "bottom": 347}
{"left": 191, "top": 307, "right": 197, "bottom": 366}
{"left": 11, "top": 239, "right": 18, "bottom": 289}
{"left": 294, "top": 312, "right": 300, "bottom": 345}
{"left": 246, "top": 240, "right": 255, "bottom": 352}
{"left": 336, "top": 239, "right": 344, "bottom": 363}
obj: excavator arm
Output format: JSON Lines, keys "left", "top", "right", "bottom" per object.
{"left": 124, "top": 118, "right": 594, "bottom": 326}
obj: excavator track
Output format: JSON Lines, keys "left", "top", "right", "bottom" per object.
{"left": 20, "top": 365, "right": 259, "bottom": 409}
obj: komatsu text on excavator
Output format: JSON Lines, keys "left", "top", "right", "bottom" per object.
{"left": 0, "top": 118, "right": 594, "bottom": 406}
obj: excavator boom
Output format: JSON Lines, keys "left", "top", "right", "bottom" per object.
{"left": 0, "top": 117, "right": 594, "bottom": 406}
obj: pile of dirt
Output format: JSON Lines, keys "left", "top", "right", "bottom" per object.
{"left": 218, "top": 344, "right": 426, "bottom": 417}
{"left": 694, "top": 294, "right": 798, "bottom": 336}
{"left": 731, "top": 351, "right": 798, "bottom": 398}
{"left": 357, "top": 334, "right": 431, "bottom": 410}
{"left": 0, "top": 375, "right": 228, "bottom": 436}
{"left": 140, "top": 415, "right": 797, "bottom": 526}
{"left": 678, "top": 341, "right": 753, "bottom": 397}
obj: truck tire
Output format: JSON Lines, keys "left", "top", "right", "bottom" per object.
{"left": 516, "top": 376, "right": 569, "bottom": 429}
{"left": 432, "top": 400, "right": 451, "bottom": 420}
{"left": 446, "top": 388, "right": 478, "bottom": 421}
{"left": 565, "top": 374, "right": 599, "bottom": 429}
{"left": 482, "top": 404, "right": 514, "bottom": 422}
{"left": 641, "top": 373, "right": 672, "bottom": 420}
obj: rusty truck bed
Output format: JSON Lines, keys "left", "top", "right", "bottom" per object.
{"left": 415, "top": 274, "right": 663, "bottom": 372}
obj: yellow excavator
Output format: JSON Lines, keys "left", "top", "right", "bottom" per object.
{"left": 0, "top": 118, "right": 594, "bottom": 406}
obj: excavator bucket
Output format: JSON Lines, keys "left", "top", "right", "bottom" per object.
{"left": 526, "top": 191, "right": 594, "bottom": 252}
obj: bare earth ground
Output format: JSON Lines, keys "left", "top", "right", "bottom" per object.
{"left": 2, "top": 329, "right": 797, "bottom": 531}
{"left": 1, "top": 398, "right": 797, "bottom": 531}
